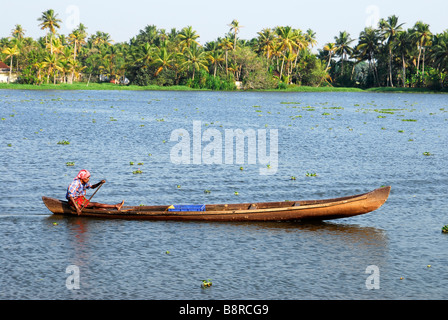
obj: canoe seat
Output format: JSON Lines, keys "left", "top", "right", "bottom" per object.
{"left": 293, "top": 202, "right": 301, "bottom": 207}
{"left": 249, "top": 203, "right": 258, "bottom": 210}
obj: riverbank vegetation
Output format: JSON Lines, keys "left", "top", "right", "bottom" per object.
{"left": 1, "top": 9, "right": 447, "bottom": 91}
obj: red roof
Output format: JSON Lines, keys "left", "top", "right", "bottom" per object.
{"left": 0, "top": 61, "right": 10, "bottom": 69}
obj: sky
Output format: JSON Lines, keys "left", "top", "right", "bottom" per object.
{"left": 2, "top": 0, "right": 447, "bottom": 49}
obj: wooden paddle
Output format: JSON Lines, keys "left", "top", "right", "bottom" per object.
{"left": 80, "top": 181, "right": 105, "bottom": 213}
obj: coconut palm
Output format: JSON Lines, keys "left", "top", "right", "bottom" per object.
{"left": 395, "top": 31, "right": 412, "bottom": 87}
{"left": 322, "top": 42, "right": 338, "bottom": 71}
{"left": 68, "top": 28, "right": 87, "bottom": 82}
{"left": 256, "top": 28, "right": 276, "bottom": 66}
{"left": 412, "top": 21, "right": 432, "bottom": 80}
{"left": 42, "top": 53, "right": 63, "bottom": 84}
{"left": 218, "top": 37, "right": 233, "bottom": 75}
{"left": 151, "top": 46, "right": 176, "bottom": 76}
{"left": 205, "top": 43, "right": 224, "bottom": 77}
{"left": 379, "top": 15, "right": 404, "bottom": 87}
{"left": 275, "top": 26, "right": 298, "bottom": 79}
{"left": 1, "top": 45, "right": 20, "bottom": 83}
{"left": 304, "top": 29, "right": 317, "bottom": 48}
{"left": 356, "top": 27, "right": 381, "bottom": 86}
{"left": 37, "top": 9, "right": 62, "bottom": 54}
{"left": 182, "top": 43, "right": 209, "bottom": 80}
{"left": 334, "top": 31, "right": 354, "bottom": 78}
{"left": 229, "top": 19, "right": 242, "bottom": 51}
{"left": 432, "top": 31, "right": 448, "bottom": 74}
{"left": 137, "top": 43, "right": 154, "bottom": 68}
{"left": 11, "top": 25, "right": 26, "bottom": 40}
{"left": 178, "top": 26, "right": 201, "bottom": 52}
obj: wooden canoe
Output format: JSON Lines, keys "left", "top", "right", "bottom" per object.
{"left": 42, "top": 186, "right": 390, "bottom": 222}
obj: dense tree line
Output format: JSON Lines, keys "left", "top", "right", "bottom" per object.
{"left": 1, "top": 9, "right": 447, "bottom": 89}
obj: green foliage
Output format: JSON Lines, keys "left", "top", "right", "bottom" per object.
{"left": 1, "top": 9, "right": 447, "bottom": 91}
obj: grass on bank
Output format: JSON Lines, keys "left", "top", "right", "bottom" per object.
{"left": 0, "top": 82, "right": 446, "bottom": 93}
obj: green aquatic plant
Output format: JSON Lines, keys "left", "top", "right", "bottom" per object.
{"left": 132, "top": 169, "right": 143, "bottom": 174}
{"left": 201, "top": 279, "right": 212, "bottom": 288}
{"left": 305, "top": 172, "right": 317, "bottom": 177}
{"left": 66, "top": 162, "right": 75, "bottom": 166}
{"left": 442, "top": 225, "right": 448, "bottom": 233}
{"left": 423, "top": 152, "right": 432, "bottom": 156}
{"left": 57, "top": 140, "right": 70, "bottom": 145}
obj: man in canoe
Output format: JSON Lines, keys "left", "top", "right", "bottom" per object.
{"left": 66, "top": 169, "right": 124, "bottom": 215}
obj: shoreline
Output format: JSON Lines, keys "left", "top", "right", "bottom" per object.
{"left": 0, "top": 82, "right": 446, "bottom": 94}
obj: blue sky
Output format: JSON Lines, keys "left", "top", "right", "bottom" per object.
{"left": 2, "top": 0, "right": 447, "bottom": 48}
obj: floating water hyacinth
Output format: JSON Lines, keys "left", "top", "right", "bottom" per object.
{"left": 57, "top": 140, "right": 70, "bottom": 145}
{"left": 201, "top": 279, "right": 212, "bottom": 288}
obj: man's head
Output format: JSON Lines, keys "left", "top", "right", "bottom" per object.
{"left": 76, "top": 169, "right": 91, "bottom": 183}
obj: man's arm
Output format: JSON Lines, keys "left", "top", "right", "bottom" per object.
{"left": 68, "top": 196, "right": 82, "bottom": 215}
{"left": 92, "top": 180, "right": 106, "bottom": 189}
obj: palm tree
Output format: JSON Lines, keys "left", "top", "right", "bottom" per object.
{"left": 229, "top": 19, "right": 242, "bottom": 51}
{"left": 356, "top": 27, "right": 380, "bottom": 86}
{"left": 11, "top": 25, "right": 26, "bottom": 40}
{"left": 1, "top": 45, "right": 20, "bottom": 84}
{"left": 304, "top": 29, "right": 317, "bottom": 48}
{"left": 37, "top": 9, "right": 62, "bottom": 54}
{"left": 395, "top": 31, "right": 412, "bottom": 87}
{"left": 218, "top": 37, "right": 233, "bottom": 75}
{"left": 432, "top": 31, "right": 448, "bottom": 74}
{"left": 322, "top": 42, "right": 338, "bottom": 71}
{"left": 334, "top": 31, "right": 354, "bottom": 78}
{"left": 68, "top": 28, "right": 87, "bottom": 83}
{"left": 380, "top": 15, "right": 404, "bottom": 87}
{"left": 205, "top": 43, "right": 224, "bottom": 77}
{"left": 90, "top": 31, "right": 113, "bottom": 48}
{"left": 137, "top": 43, "right": 154, "bottom": 68}
{"left": 256, "top": 28, "right": 276, "bottom": 69}
{"left": 178, "top": 26, "right": 200, "bottom": 52}
{"left": 412, "top": 21, "right": 432, "bottom": 81}
{"left": 182, "top": 43, "right": 209, "bottom": 81}
{"left": 42, "top": 53, "right": 63, "bottom": 84}
{"left": 275, "top": 26, "right": 298, "bottom": 80}
{"left": 292, "top": 29, "right": 307, "bottom": 71}
{"left": 151, "top": 46, "right": 176, "bottom": 76}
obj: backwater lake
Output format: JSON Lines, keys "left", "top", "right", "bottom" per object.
{"left": 0, "top": 89, "right": 447, "bottom": 300}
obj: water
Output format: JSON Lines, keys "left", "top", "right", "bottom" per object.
{"left": 1, "top": 89, "right": 447, "bottom": 300}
